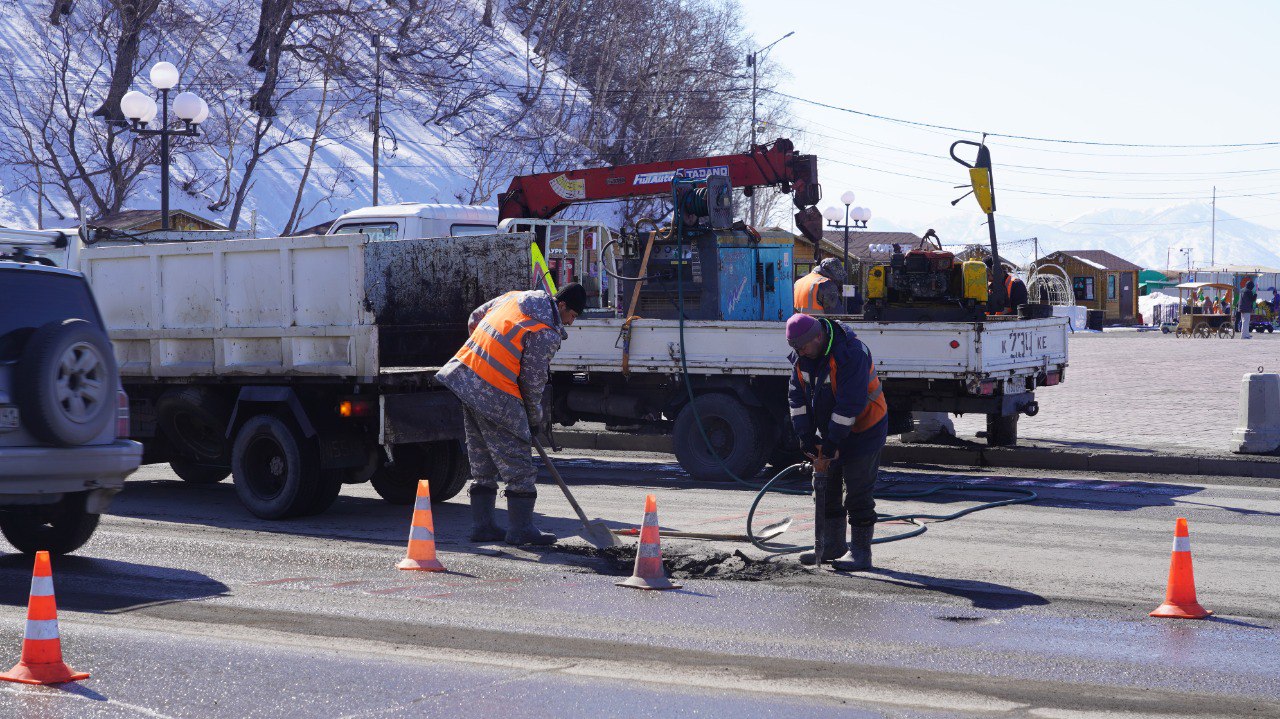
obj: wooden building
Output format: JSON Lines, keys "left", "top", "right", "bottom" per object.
{"left": 1035, "top": 250, "right": 1141, "bottom": 321}
{"left": 92, "top": 209, "right": 226, "bottom": 233}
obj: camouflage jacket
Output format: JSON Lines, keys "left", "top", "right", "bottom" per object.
{"left": 436, "top": 290, "right": 566, "bottom": 435}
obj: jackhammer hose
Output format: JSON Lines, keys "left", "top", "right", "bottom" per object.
{"left": 745, "top": 463, "right": 1039, "bottom": 554}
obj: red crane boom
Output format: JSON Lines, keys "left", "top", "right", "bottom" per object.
{"left": 496, "top": 138, "right": 825, "bottom": 242}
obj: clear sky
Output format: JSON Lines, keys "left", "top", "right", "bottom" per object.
{"left": 737, "top": 0, "right": 1280, "bottom": 231}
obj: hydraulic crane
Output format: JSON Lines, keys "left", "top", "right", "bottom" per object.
{"left": 497, "top": 138, "right": 824, "bottom": 244}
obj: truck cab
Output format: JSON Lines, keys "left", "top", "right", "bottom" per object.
{"left": 327, "top": 203, "right": 498, "bottom": 241}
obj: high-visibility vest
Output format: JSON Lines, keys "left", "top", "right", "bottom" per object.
{"left": 794, "top": 344, "right": 887, "bottom": 434}
{"left": 994, "top": 274, "right": 1015, "bottom": 315}
{"left": 794, "top": 272, "right": 831, "bottom": 314}
{"left": 453, "top": 292, "right": 551, "bottom": 399}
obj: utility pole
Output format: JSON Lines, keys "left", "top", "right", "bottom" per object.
{"left": 746, "top": 31, "right": 793, "bottom": 226}
{"left": 1210, "top": 185, "right": 1216, "bottom": 268}
{"left": 372, "top": 33, "right": 383, "bottom": 207}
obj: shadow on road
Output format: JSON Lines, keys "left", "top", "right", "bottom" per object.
{"left": 0, "top": 554, "right": 230, "bottom": 613}
{"left": 877, "top": 470, "right": 1203, "bottom": 512}
{"left": 850, "top": 568, "right": 1051, "bottom": 610}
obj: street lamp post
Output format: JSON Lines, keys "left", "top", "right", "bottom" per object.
{"left": 747, "top": 30, "right": 794, "bottom": 226}
{"left": 824, "top": 194, "right": 871, "bottom": 312}
{"left": 117, "top": 62, "right": 209, "bottom": 231}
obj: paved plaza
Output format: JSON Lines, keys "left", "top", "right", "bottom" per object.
{"left": 953, "top": 329, "right": 1280, "bottom": 454}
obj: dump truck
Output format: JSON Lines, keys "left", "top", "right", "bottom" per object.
{"left": 77, "top": 231, "right": 530, "bottom": 519}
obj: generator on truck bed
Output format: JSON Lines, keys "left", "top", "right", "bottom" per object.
{"left": 78, "top": 231, "right": 531, "bottom": 519}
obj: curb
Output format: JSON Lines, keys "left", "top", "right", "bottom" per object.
{"left": 551, "top": 430, "right": 1280, "bottom": 480}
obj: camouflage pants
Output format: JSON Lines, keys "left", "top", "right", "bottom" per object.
{"left": 461, "top": 404, "right": 536, "bottom": 493}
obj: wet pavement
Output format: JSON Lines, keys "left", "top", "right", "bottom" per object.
{"left": 0, "top": 455, "right": 1276, "bottom": 717}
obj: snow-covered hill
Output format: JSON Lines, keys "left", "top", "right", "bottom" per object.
{"left": 877, "top": 203, "right": 1280, "bottom": 271}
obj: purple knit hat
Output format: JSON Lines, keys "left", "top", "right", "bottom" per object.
{"left": 786, "top": 313, "right": 823, "bottom": 349}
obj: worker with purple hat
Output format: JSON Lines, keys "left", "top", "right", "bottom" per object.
{"left": 785, "top": 313, "right": 888, "bottom": 571}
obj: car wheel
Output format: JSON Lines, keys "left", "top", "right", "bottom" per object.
{"left": 15, "top": 319, "right": 118, "bottom": 446}
{"left": 673, "top": 394, "right": 769, "bottom": 482}
{"left": 0, "top": 492, "right": 100, "bottom": 555}
{"left": 231, "top": 415, "right": 319, "bottom": 519}
{"left": 169, "top": 458, "right": 232, "bottom": 484}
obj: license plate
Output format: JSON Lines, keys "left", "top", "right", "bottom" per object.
{"left": 0, "top": 406, "right": 17, "bottom": 431}
{"left": 1000, "top": 330, "right": 1049, "bottom": 359}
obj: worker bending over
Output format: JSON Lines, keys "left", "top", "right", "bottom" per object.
{"left": 437, "top": 283, "right": 586, "bottom": 546}
{"left": 785, "top": 313, "right": 888, "bottom": 571}
{"left": 984, "top": 257, "right": 1028, "bottom": 315}
{"left": 794, "top": 258, "right": 847, "bottom": 315}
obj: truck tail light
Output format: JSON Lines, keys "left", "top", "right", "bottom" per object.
{"left": 979, "top": 379, "right": 996, "bottom": 395}
{"left": 949, "top": 340, "right": 960, "bottom": 349}
{"left": 116, "top": 389, "right": 130, "bottom": 438}
{"left": 339, "top": 398, "right": 375, "bottom": 418}
{"left": 1046, "top": 372, "right": 1060, "bottom": 386}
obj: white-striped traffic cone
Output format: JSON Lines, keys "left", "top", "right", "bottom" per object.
{"left": 616, "top": 494, "right": 681, "bottom": 591}
{"left": 1, "top": 551, "right": 90, "bottom": 685}
{"left": 398, "top": 480, "right": 446, "bottom": 572}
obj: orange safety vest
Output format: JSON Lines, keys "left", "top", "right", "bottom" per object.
{"left": 453, "top": 292, "right": 551, "bottom": 399}
{"left": 794, "top": 272, "right": 831, "bottom": 314}
{"left": 794, "top": 345, "right": 888, "bottom": 433}
{"left": 995, "top": 274, "right": 1015, "bottom": 315}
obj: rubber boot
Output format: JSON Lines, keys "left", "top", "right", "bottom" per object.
{"left": 832, "top": 524, "right": 874, "bottom": 572}
{"left": 799, "top": 518, "right": 847, "bottom": 566}
{"left": 468, "top": 485, "right": 505, "bottom": 542}
{"left": 504, "top": 491, "right": 556, "bottom": 546}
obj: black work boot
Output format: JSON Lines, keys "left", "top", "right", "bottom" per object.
{"left": 504, "top": 490, "right": 557, "bottom": 546}
{"left": 799, "top": 518, "right": 847, "bottom": 566}
{"left": 468, "top": 485, "right": 505, "bottom": 542}
{"left": 832, "top": 524, "right": 874, "bottom": 572}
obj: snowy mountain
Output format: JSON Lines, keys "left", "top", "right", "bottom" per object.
{"left": 876, "top": 203, "right": 1280, "bottom": 271}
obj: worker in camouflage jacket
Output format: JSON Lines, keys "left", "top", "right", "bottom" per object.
{"left": 437, "top": 283, "right": 586, "bottom": 545}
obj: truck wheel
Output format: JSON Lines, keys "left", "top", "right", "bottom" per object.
{"left": 303, "top": 470, "right": 345, "bottom": 516}
{"left": 0, "top": 492, "right": 100, "bottom": 555}
{"left": 370, "top": 441, "right": 468, "bottom": 505}
{"left": 157, "top": 387, "right": 232, "bottom": 463}
{"left": 231, "top": 415, "right": 319, "bottom": 519}
{"left": 985, "top": 414, "right": 1019, "bottom": 447}
{"left": 673, "top": 394, "right": 769, "bottom": 482}
{"left": 15, "top": 319, "right": 118, "bottom": 446}
{"left": 169, "top": 459, "right": 231, "bottom": 484}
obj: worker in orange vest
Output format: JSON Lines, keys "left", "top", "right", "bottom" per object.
{"left": 793, "top": 258, "right": 847, "bottom": 315}
{"left": 984, "top": 257, "right": 1028, "bottom": 315}
{"left": 785, "top": 313, "right": 888, "bottom": 571}
{"left": 437, "top": 283, "right": 586, "bottom": 545}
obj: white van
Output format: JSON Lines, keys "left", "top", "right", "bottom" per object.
{"left": 326, "top": 203, "right": 498, "bottom": 241}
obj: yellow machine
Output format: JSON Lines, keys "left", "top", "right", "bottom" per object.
{"left": 864, "top": 231, "right": 988, "bottom": 322}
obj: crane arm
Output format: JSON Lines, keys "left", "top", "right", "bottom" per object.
{"left": 497, "top": 138, "right": 825, "bottom": 242}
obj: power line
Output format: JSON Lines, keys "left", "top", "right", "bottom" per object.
{"left": 768, "top": 89, "right": 1280, "bottom": 149}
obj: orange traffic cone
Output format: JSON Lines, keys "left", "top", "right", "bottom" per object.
{"left": 1150, "top": 517, "right": 1212, "bottom": 619}
{"left": 616, "top": 494, "right": 681, "bottom": 591}
{"left": 1, "top": 551, "right": 90, "bottom": 685}
{"left": 397, "top": 480, "right": 446, "bottom": 572}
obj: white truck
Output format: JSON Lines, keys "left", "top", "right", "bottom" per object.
{"left": 78, "top": 230, "right": 530, "bottom": 519}
{"left": 548, "top": 314, "right": 1069, "bottom": 480}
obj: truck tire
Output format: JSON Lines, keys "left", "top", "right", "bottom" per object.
{"left": 985, "top": 414, "right": 1019, "bottom": 447}
{"left": 157, "top": 387, "right": 232, "bottom": 463}
{"left": 231, "top": 414, "right": 319, "bottom": 519}
{"left": 169, "top": 459, "right": 231, "bottom": 484}
{"left": 15, "top": 319, "right": 117, "bottom": 446}
{"left": 370, "top": 441, "right": 468, "bottom": 505}
{"left": 304, "top": 470, "right": 345, "bottom": 516}
{"left": 673, "top": 394, "right": 769, "bottom": 482}
{"left": 0, "top": 492, "right": 100, "bottom": 555}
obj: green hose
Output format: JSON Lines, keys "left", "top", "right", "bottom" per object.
{"left": 745, "top": 463, "right": 1039, "bottom": 554}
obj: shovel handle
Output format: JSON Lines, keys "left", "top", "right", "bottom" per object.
{"left": 532, "top": 437, "right": 592, "bottom": 525}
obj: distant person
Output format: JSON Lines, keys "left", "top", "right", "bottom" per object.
{"left": 984, "top": 257, "right": 1028, "bottom": 315}
{"left": 794, "top": 258, "right": 847, "bottom": 315}
{"left": 1240, "top": 281, "right": 1257, "bottom": 339}
{"left": 1202, "top": 295, "right": 1212, "bottom": 314}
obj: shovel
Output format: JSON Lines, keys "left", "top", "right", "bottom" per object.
{"left": 532, "top": 437, "right": 619, "bottom": 550}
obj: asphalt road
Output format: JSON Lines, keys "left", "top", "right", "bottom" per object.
{"left": 1, "top": 455, "right": 1276, "bottom": 718}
